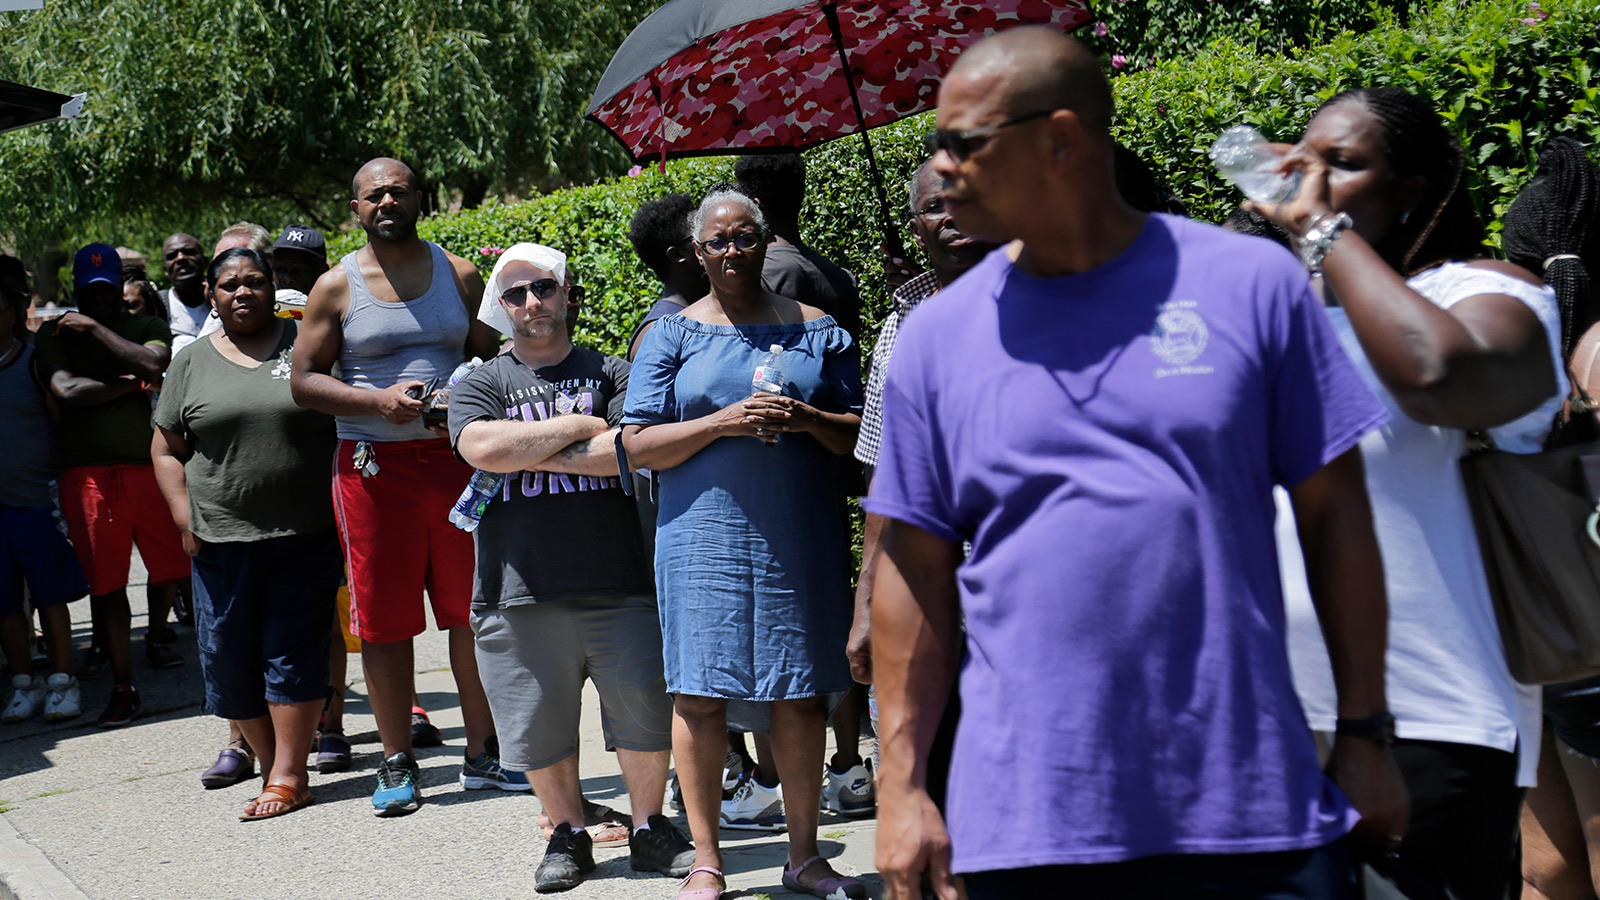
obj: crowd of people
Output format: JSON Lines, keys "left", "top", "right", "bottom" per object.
{"left": 4, "top": 25, "right": 1600, "bottom": 900}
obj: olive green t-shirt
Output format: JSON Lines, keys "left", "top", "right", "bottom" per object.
{"left": 152, "top": 321, "right": 337, "bottom": 542}
{"left": 32, "top": 313, "right": 170, "bottom": 468}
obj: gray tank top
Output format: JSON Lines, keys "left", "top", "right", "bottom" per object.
{"left": 336, "top": 242, "right": 469, "bottom": 442}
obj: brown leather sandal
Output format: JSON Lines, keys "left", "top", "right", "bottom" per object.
{"left": 239, "top": 783, "right": 314, "bottom": 821}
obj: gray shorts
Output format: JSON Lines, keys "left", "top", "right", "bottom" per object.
{"left": 471, "top": 595, "right": 672, "bottom": 771}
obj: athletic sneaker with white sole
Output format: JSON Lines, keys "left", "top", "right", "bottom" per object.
{"left": 459, "top": 737, "right": 531, "bottom": 791}
{"left": 2, "top": 674, "right": 44, "bottom": 723}
{"left": 822, "top": 759, "right": 876, "bottom": 817}
{"left": 42, "top": 673, "right": 81, "bottom": 722}
{"left": 720, "top": 773, "right": 786, "bottom": 832}
{"left": 668, "top": 749, "right": 750, "bottom": 812}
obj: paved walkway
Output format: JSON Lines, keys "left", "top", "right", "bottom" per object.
{"left": 0, "top": 558, "right": 883, "bottom": 900}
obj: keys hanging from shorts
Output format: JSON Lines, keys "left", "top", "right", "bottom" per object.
{"left": 354, "top": 441, "right": 380, "bottom": 478}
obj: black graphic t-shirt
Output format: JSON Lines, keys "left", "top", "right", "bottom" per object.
{"left": 447, "top": 346, "right": 651, "bottom": 609}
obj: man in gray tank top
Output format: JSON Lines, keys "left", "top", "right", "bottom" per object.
{"left": 291, "top": 157, "right": 506, "bottom": 818}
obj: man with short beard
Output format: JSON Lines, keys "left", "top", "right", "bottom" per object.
{"left": 292, "top": 157, "right": 506, "bottom": 817}
{"left": 160, "top": 233, "right": 208, "bottom": 356}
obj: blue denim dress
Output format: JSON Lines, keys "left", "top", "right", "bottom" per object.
{"left": 624, "top": 314, "right": 861, "bottom": 730}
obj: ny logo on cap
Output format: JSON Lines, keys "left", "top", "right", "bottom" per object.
{"left": 91, "top": 254, "right": 104, "bottom": 266}
{"left": 287, "top": 230, "right": 305, "bottom": 243}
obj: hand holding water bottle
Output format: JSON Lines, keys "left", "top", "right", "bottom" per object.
{"left": 1211, "top": 125, "right": 1301, "bottom": 205}
{"left": 1231, "top": 136, "right": 1344, "bottom": 241}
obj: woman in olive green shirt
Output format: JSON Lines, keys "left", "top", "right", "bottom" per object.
{"left": 152, "top": 248, "right": 340, "bottom": 820}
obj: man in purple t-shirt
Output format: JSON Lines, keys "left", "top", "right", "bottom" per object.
{"left": 867, "top": 29, "right": 1409, "bottom": 900}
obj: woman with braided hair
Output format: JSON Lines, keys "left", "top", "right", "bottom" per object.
{"left": 1504, "top": 136, "right": 1600, "bottom": 900}
{"left": 1255, "top": 86, "right": 1565, "bottom": 900}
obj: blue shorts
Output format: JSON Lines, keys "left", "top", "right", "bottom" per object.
{"left": 0, "top": 505, "right": 89, "bottom": 619}
{"left": 193, "top": 528, "right": 342, "bottom": 720}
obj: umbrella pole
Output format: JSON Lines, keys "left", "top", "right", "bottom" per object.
{"left": 822, "top": 4, "right": 905, "bottom": 259}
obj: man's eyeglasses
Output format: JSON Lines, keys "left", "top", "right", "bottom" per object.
{"left": 907, "top": 198, "right": 949, "bottom": 226}
{"left": 500, "top": 279, "right": 562, "bottom": 304}
{"left": 696, "top": 233, "right": 763, "bottom": 256}
{"left": 923, "top": 108, "right": 1059, "bottom": 162}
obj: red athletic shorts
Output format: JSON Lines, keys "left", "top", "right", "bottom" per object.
{"left": 332, "top": 438, "right": 474, "bottom": 643}
{"left": 59, "top": 464, "right": 191, "bottom": 596}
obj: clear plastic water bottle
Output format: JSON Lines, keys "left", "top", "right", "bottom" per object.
{"left": 446, "top": 357, "right": 484, "bottom": 387}
{"left": 752, "top": 344, "right": 785, "bottom": 394}
{"left": 448, "top": 469, "right": 505, "bottom": 533}
{"left": 1209, "top": 125, "right": 1301, "bottom": 204}
{"left": 423, "top": 357, "right": 487, "bottom": 430}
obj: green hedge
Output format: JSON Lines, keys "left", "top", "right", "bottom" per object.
{"left": 330, "top": 0, "right": 1600, "bottom": 362}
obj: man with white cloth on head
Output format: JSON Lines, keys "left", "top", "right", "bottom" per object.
{"left": 452, "top": 242, "right": 691, "bottom": 893}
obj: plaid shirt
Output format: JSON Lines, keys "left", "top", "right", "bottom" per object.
{"left": 855, "top": 270, "right": 941, "bottom": 468}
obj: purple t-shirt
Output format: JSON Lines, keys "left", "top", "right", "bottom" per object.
{"left": 865, "top": 214, "right": 1386, "bottom": 872}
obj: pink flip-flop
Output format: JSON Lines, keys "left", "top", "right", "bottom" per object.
{"left": 677, "top": 865, "right": 725, "bottom": 900}
{"left": 782, "top": 855, "right": 867, "bottom": 900}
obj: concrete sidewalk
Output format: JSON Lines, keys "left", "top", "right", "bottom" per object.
{"left": 0, "top": 560, "right": 883, "bottom": 900}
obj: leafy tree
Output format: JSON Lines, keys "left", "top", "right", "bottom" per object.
{"left": 0, "top": 0, "right": 650, "bottom": 260}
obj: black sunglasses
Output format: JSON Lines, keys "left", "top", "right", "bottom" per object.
{"left": 500, "top": 279, "right": 562, "bottom": 304}
{"left": 923, "top": 108, "right": 1059, "bottom": 162}
{"left": 696, "top": 232, "right": 763, "bottom": 256}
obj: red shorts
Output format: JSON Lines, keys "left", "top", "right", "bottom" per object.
{"left": 60, "top": 465, "right": 191, "bottom": 596}
{"left": 332, "top": 438, "right": 474, "bottom": 643}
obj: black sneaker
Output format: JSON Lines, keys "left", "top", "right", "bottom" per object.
{"left": 629, "top": 814, "right": 695, "bottom": 878}
{"left": 76, "top": 645, "right": 110, "bottom": 680}
{"left": 411, "top": 707, "right": 444, "bottom": 748}
{"left": 535, "top": 823, "right": 595, "bottom": 893}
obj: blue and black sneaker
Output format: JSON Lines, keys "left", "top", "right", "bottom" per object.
{"left": 372, "top": 750, "right": 422, "bottom": 817}
{"left": 460, "top": 736, "right": 531, "bottom": 792}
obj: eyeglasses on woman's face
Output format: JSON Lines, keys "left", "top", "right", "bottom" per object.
{"left": 695, "top": 232, "right": 763, "bottom": 256}
{"left": 500, "top": 279, "right": 563, "bottom": 305}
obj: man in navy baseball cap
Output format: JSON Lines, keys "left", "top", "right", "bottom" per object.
{"left": 73, "top": 242, "right": 121, "bottom": 287}
{"left": 34, "top": 243, "right": 188, "bottom": 728}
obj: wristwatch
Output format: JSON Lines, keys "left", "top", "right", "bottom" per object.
{"left": 1334, "top": 710, "right": 1397, "bottom": 747}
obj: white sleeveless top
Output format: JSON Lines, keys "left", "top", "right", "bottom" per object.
{"left": 1278, "top": 263, "right": 1564, "bottom": 786}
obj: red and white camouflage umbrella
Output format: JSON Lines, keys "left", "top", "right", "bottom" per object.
{"left": 586, "top": 0, "right": 1092, "bottom": 250}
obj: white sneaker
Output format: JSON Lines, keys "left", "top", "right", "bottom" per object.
{"left": 822, "top": 759, "right": 876, "bottom": 817}
{"left": 667, "top": 749, "right": 745, "bottom": 812}
{"left": 2, "top": 673, "right": 45, "bottom": 724}
{"left": 43, "top": 673, "right": 81, "bottom": 723}
{"left": 721, "top": 773, "right": 786, "bottom": 831}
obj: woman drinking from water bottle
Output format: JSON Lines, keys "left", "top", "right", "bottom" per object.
{"left": 150, "top": 248, "right": 342, "bottom": 821}
{"left": 623, "top": 188, "right": 864, "bottom": 900}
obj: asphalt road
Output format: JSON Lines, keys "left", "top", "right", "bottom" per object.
{"left": 0, "top": 554, "right": 883, "bottom": 900}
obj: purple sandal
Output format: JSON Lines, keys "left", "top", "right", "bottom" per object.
{"left": 316, "top": 731, "right": 352, "bottom": 773}
{"left": 782, "top": 855, "right": 867, "bottom": 900}
{"left": 201, "top": 746, "right": 255, "bottom": 789}
{"left": 677, "top": 865, "right": 725, "bottom": 900}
